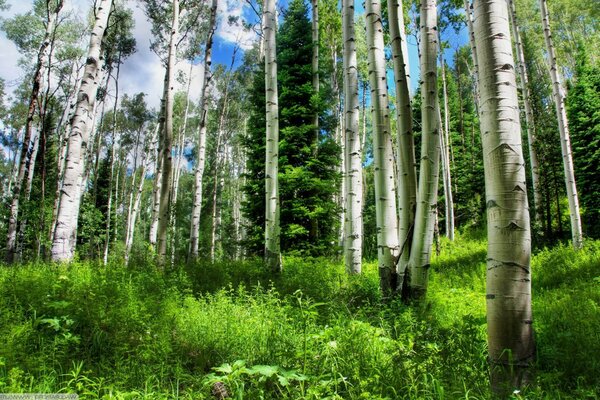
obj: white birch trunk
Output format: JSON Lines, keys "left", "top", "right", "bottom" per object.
{"left": 507, "top": 0, "right": 542, "bottom": 226}
{"left": 342, "top": 0, "right": 363, "bottom": 274}
{"left": 366, "top": 0, "right": 400, "bottom": 295}
{"left": 440, "top": 56, "right": 454, "bottom": 240}
{"left": 473, "top": 0, "right": 535, "bottom": 393}
{"left": 156, "top": 0, "right": 179, "bottom": 262}
{"left": 264, "top": 0, "right": 281, "bottom": 272}
{"left": 51, "top": 0, "right": 112, "bottom": 262}
{"left": 539, "top": 0, "right": 583, "bottom": 249}
{"left": 189, "top": 0, "right": 218, "bottom": 258}
{"left": 406, "top": 0, "right": 441, "bottom": 300}
{"left": 388, "top": 0, "right": 417, "bottom": 285}
{"left": 464, "top": 0, "right": 481, "bottom": 113}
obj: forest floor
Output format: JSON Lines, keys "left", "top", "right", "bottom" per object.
{"left": 0, "top": 229, "right": 599, "bottom": 399}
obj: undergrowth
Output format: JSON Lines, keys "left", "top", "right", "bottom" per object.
{"left": 0, "top": 230, "right": 598, "bottom": 399}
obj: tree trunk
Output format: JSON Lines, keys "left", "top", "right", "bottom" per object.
{"left": 7, "top": 0, "right": 63, "bottom": 263}
{"left": 342, "top": 0, "right": 363, "bottom": 274}
{"left": 539, "top": 0, "right": 583, "bottom": 249}
{"left": 264, "top": 0, "right": 281, "bottom": 272}
{"left": 507, "top": 0, "right": 542, "bottom": 227}
{"left": 51, "top": 0, "right": 112, "bottom": 262}
{"left": 388, "top": 0, "right": 417, "bottom": 284}
{"left": 464, "top": 0, "right": 480, "bottom": 113}
{"left": 366, "top": 0, "right": 400, "bottom": 296}
{"left": 311, "top": 0, "right": 319, "bottom": 150}
{"left": 405, "top": 0, "right": 441, "bottom": 300}
{"left": 189, "top": 0, "right": 218, "bottom": 259}
{"left": 473, "top": 0, "right": 535, "bottom": 394}
{"left": 156, "top": 0, "right": 179, "bottom": 263}
{"left": 440, "top": 56, "right": 454, "bottom": 240}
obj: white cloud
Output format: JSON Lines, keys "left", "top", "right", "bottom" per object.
{"left": 215, "top": 0, "right": 258, "bottom": 51}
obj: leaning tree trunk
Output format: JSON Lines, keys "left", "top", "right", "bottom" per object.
{"left": 7, "top": 0, "right": 63, "bottom": 263}
{"left": 189, "top": 0, "right": 218, "bottom": 258}
{"left": 440, "top": 56, "right": 454, "bottom": 240}
{"left": 264, "top": 0, "right": 281, "bottom": 272}
{"left": 405, "top": 0, "right": 441, "bottom": 301}
{"left": 366, "top": 0, "right": 400, "bottom": 296}
{"left": 473, "top": 0, "right": 535, "bottom": 394}
{"left": 507, "top": 0, "right": 542, "bottom": 226}
{"left": 539, "top": 0, "right": 583, "bottom": 249}
{"left": 156, "top": 0, "right": 179, "bottom": 262}
{"left": 51, "top": 0, "right": 112, "bottom": 262}
{"left": 342, "top": 0, "right": 363, "bottom": 274}
{"left": 388, "top": 0, "right": 417, "bottom": 285}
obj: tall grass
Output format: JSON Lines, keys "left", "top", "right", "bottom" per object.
{"left": 0, "top": 232, "right": 597, "bottom": 399}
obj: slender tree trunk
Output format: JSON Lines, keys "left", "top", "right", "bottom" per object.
{"left": 440, "top": 56, "right": 454, "bottom": 240}
{"left": 388, "top": 0, "right": 417, "bottom": 285}
{"left": 507, "top": 0, "right": 542, "bottom": 227}
{"left": 149, "top": 129, "right": 163, "bottom": 247}
{"left": 264, "top": 0, "right": 281, "bottom": 272}
{"left": 405, "top": 0, "right": 441, "bottom": 300}
{"left": 473, "top": 0, "right": 535, "bottom": 394}
{"left": 189, "top": 0, "right": 218, "bottom": 258}
{"left": 342, "top": 0, "right": 363, "bottom": 274}
{"left": 366, "top": 0, "right": 400, "bottom": 296}
{"left": 311, "top": 0, "right": 319, "bottom": 150}
{"left": 51, "top": 0, "right": 112, "bottom": 262}
{"left": 156, "top": 0, "right": 179, "bottom": 263}
{"left": 539, "top": 0, "right": 583, "bottom": 249}
{"left": 464, "top": 0, "right": 480, "bottom": 113}
{"left": 7, "top": 0, "right": 63, "bottom": 263}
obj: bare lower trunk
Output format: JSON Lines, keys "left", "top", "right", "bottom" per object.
{"left": 366, "top": 0, "right": 400, "bottom": 296}
{"left": 264, "top": 0, "right": 281, "bottom": 272}
{"left": 388, "top": 0, "right": 416, "bottom": 285}
{"left": 539, "top": 0, "right": 583, "bottom": 249}
{"left": 51, "top": 0, "right": 112, "bottom": 262}
{"left": 189, "top": 0, "right": 218, "bottom": 259}
{"left": 405, "top": 0, "right": 441, "bottom": 301}
{"left": 473, "top": 0, "right": 535, "bottom": 394}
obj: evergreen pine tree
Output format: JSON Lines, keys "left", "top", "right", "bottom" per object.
{"left": 242, "top": 0, "right": 340, "bottom": 257}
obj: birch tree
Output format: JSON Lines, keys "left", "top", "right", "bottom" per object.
{"left": 342, "top": 0, "right": 362, "bottom": 274}
{"left": 6, "top": 0, "right": 64, "bottom": 263}
{"left": 388, "top": 0, "right": 417, "bottom": 283}
{"left": 155, "top": 0, "right": 179, "bottom": 262}
{"left": 473, "top": 0, "right": 535, "bottom": 393}
{"left": 539, "top": 0, "right": 583, "bottom": 249}
{"left": 264, "top": 0, "right": 281, "bottom": 272}
{"left": 189, "top": 0, "right": 218, "bottom": 258}
{"left": 405, "top": 0, "right": 441, "bottom": 300}
{"left": 366, "top": 0, "right": 400, "bottom": 295}
{"left": 51, "top": 0, "right": 112, "bottom": 262}
{"left": 439, "top": 55, "right": 454, "bottom": 240}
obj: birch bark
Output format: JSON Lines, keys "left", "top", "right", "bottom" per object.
{"left": 388, "top": 0, "right": 416, "bottom": 283}
{"left": 366, "top": 0, "right": 400, "bottom": 295}
{"left": 51, "top": 0, "right": 112, "bottom": 262}
{"left": 264, "top": 0, "right": 281, "bottom": 272}
{"left": 405, "top": 0, "right": 441, "bottom": 300}
{"left": 342, "top": 0, "right": 362, "bottom": 274}
{"left": 473, "top": 0, "right": 535, "bottom": 393}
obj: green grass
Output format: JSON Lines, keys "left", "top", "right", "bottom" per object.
{"left": 0, "top": 231, "right": 598, "bottom": 399}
